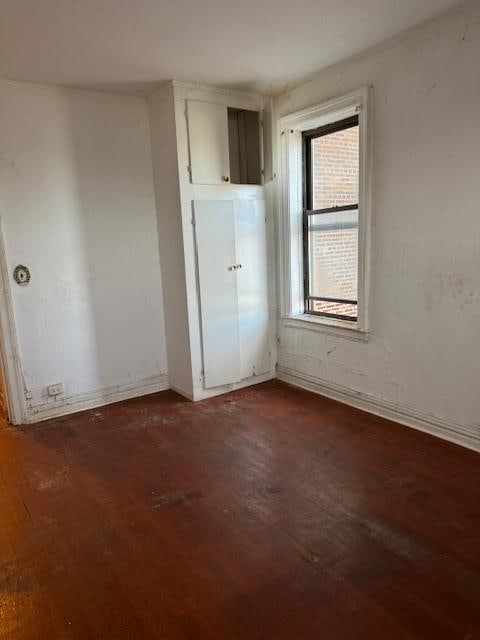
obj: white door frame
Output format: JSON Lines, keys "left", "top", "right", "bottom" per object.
{"left": 0, "top": 217, "right": 27, "bottom": 424}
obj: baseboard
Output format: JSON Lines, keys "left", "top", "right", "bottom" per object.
{"left": 277, "top": 365, "right": 480, "bottom": 453}
{"left": 24, "top": 365, "right": 479, "bottom": 453}
{"left": 25, "top": 374, "right": 170, "bottom": 423}
{"left": 169, "top": 384, "right": 194, "bottom": 401}
{"left": 192, "top": 371, "right": 276, "bottom": 402}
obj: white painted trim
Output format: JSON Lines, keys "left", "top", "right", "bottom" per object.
{"left": 170, "top": 384, "right": 194, "bottom": 401}
{"left": 192, "top": 371, "right": 275, "bottom": 402}
{"left": 281, "top": 314, "right": 369, "bottom": 342}
{"left": 276, "top": 86, "right": 372, "bottom": 335}
{"left": 277, "top": 365, "right": 480, "bottom": 453}
{"left": 278, "top": 87, "right": 368, "bottom": 131}
{"left": 171, "top": 80, "right": 267, "bottom": 113}
{"left": 171, "top": 79, "right": 267, "bottom": 105}
{"left": 24, "top": 374, "right": 169, "bottom": 423}
{"left": 0, "top": 217, "right": 28, "bottom": 424}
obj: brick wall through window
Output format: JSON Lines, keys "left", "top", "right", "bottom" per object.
{"left": 309, "top": 124, "right": 359, "bottom": 318}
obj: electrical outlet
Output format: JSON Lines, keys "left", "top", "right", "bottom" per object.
{"left": 47, "top": 382, "right": 64, "bottom": 397}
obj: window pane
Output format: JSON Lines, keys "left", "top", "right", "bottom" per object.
{"left": 310, "top": 299, "right": 357, "bottom": 319}
{"left": 308, "top": 210, "right": 358, "bottom": 303}
{"left": 311, "top": 124, "right": 359, "bottom": 210}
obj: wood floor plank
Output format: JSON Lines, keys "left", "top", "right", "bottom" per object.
{"left": 0, "top": 380, "right": 479, "bottom": 639}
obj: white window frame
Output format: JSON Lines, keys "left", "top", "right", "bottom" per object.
{"left": 277, "top": 87, "right": 372, "bottom": 338}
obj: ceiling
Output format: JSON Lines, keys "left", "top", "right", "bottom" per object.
{"left": 0, "top": 0, "right": 465, "bottom": 96}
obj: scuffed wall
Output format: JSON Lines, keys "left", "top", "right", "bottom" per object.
{"left": 0, "top": 79, "right": 167, "bottom": 418}
{"left": 274, "top": 1, "right": 480, "bottom": 439}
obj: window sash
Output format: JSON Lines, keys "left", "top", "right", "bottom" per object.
{"left": 303, "top": 116, "right": 360, "bottom": 322}
{"left": 303, "top": 115, "right": 359, "bottom": 212}
{"left": 304, "top": 306, "right": 358, "bottom": 322}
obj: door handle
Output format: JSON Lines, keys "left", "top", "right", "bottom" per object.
{"left": 236, "top": 264, "right": 242, "bottom": 270}
{"left": 228, "top": 265, "right": 237, "bottom": 271}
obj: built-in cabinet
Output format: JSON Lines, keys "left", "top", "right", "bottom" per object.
{"left": 149, "top": 81, "right": 274, "bottom": 401}
{"left": 187, "top": 100, "right": 262, "bottom": 185}
{"left": 187, "top": 100, "right": 230, "bottom": 185}
{"left": 194, "top": 199, "right": 269, "bottom": 388}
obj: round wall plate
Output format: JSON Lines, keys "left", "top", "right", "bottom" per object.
{"left": 13, "top": 264, "right": 31, "bottom": 287}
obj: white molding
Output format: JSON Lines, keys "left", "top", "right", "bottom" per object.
{"left": 192, "top": 371, "right": 275, "bottom": 402}
{"left": 276, "top": 86, "right": 372, "bottom": 335}
{"left": 162, "top": 371, "right": 275, "bottom": 403}
{"left": 24, "top": 374, "right": 169, "bottom": 423}
{"left": 277, "top": 365, "right": 480, "bottom": 453}
{"left": 172, "top": 80, "right": 267, "bottom": 112}
{"left": 170, "top": 384, "right": 194, "bottom": 401}
{"left": 171, "top": 79, "right": 267, "bottom": 104}
{"left": 280, "top": 315, "right": 370, "bottom": 342}
{"left": 278, "top": 87, "right": 368, "bottom": 131}
{"left": 0, "top": 217, "right": 28, "bottom": 424}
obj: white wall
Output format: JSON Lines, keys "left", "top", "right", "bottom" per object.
{"left": 148, "top": 83, "right": 194, "bottom": 398}
{"left": 0, "top": 79, "right": 167, "bottom": 420}
{"left": 275, "top": 1, "right": 480, "bottom": 449}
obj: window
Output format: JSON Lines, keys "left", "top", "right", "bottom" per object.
{"left": 303, "top": 115, "right": 359, "bottom": 321}
{"left": 278, "top": 87, "right": 370, "bottom": 336}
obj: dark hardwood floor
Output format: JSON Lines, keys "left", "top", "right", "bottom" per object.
{"left": 1, "top": 380, "right": 479, "bottom": 639}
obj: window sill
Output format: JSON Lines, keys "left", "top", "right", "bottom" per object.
{"left": 281, "top": 314, "right": 370, "bottom": 342}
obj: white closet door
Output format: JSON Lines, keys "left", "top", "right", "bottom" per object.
{"left": 187, "top": 101, "right": 230, "bottom": 185}
{"left": 194, "top": 200, "right": 241, "bottom": 388}
{"left": 234, "top": 200, "right": 270, "bottom": 379}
